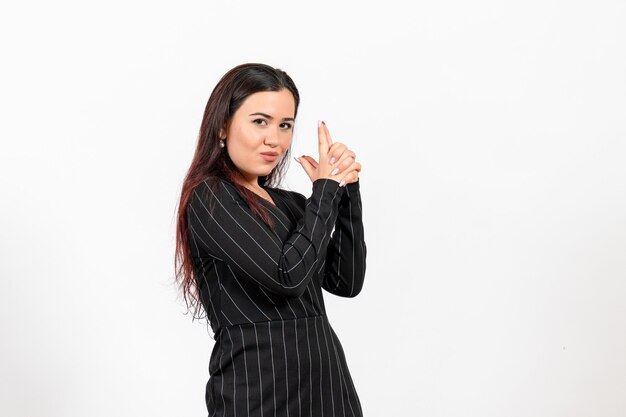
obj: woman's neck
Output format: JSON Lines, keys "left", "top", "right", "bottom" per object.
{"left": 237, "top": 173, "right": 261, "bottom": 191}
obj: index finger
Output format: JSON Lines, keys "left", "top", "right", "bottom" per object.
{"left": 322, "top": 121, "right": 333, "bottom": 146}
{"left": 318, "top": 120, "right": 331, "bottom": 159}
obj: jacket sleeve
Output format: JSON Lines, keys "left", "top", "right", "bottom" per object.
{"left": 187, "top": 177, "right": 344, "bottom": 298}
{"left": 321, "top": 178, "right": 367, "bottom": 297}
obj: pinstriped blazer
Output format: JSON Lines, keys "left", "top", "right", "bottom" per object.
{"left": 187, "top": 176, "right": 366, "bottom": 417}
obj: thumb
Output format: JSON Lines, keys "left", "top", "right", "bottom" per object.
{"left": 294, "top": 155, "right": 315, "bottom": 181}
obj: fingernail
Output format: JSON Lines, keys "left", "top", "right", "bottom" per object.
{"left": 329, "top": 157, "right": 336, "bottom": 165}
{"left": 339, "top": 180, "right": 346, "bottom": 187}
{"left": 294, "top": 156, "right": 301, "bottom": 164}
{"left": 318, "top": 120, "right": 322, "bottom": 127}
{"left": 331, "top": 168, "right": 339, "bottom": 175}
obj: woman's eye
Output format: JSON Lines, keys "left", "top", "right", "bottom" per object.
{"left": 253, "top": 119, "right": 267, "bottom": 126}
{"left": 280, "top": 122, "right": 293, "bottom": 129}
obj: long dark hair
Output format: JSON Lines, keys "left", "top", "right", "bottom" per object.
{"left": 174, "top": 63, "right": 300, "bottom": 322}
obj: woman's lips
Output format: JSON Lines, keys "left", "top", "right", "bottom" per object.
{"left": 260, "top": 153, "right": 278, "bottom": 162}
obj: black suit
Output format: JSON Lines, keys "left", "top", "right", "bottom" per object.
{"left": 187, "top": 176, "right": 366, "bottom": 417}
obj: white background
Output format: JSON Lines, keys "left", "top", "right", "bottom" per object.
{"left": 1, "top": 1, "right": 625, "bottom": 416}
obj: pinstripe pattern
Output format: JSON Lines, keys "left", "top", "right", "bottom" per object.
{"left": 187, "top": 177, "right": 366, "bottom": 417}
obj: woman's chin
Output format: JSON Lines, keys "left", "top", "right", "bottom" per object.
{"left": 257, "top": 166, "right": 276, "bottom": 176}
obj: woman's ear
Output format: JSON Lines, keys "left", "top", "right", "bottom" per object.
{"left": 218, "top": 120, "right": 231, "bottom": 140}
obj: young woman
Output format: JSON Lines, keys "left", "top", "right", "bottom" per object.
{"left": 175, "top": 63, "right": 366, "bottom": 417}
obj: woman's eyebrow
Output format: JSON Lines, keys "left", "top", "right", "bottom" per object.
{"left": 248, "top": 112, "right": 295, "bottom": 122}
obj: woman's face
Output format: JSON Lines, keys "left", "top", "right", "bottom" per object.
{"left": 221, "top": 89, "right": 296, "bottom": 184}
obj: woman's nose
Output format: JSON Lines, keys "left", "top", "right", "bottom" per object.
{"left": 264, "top": 132, "right": 279, "bottom": 145}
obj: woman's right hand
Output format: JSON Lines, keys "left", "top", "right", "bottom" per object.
{"left": 296, "top": 121, "right": 362, "bottom": 186}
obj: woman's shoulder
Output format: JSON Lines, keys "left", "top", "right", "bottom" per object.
{"left": 191, "top": 176, "right": 217, "bottom": 195}
{"left": 189, "top": 176, "right": 240, "bottom": 206}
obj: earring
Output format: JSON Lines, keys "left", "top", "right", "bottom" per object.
{"left": 219, "top": 139, "right": 225, "bottom": 148}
